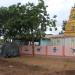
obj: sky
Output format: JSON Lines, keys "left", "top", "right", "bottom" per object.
{"left": 0, "top": 0, "right": 75, "bottom": 34}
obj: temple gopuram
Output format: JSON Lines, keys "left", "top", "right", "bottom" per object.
{"left": 64, "top": 5, "right": 75, "bottom": 36}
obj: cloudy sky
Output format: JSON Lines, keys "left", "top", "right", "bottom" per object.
{"left": 0, "top": 0, "right": 75, "bottom": 34}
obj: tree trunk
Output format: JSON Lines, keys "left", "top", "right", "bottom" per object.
{"left": 32, "top": 40, "right": 34, "bottom": 56}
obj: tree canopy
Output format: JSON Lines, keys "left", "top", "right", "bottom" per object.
{"left": 0, "top": 0, "right": 56, "bottom": 41}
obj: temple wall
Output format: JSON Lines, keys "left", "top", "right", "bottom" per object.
{"left": 34, "top": 46, "right": 46, "bottom": 55}
{"left": 19, "top": 45, "right": 33, "bottom": 55}
{"left": 64, "top": 45, "right": 75, "bottom": 56}
{"left": 19, "top": 37, "right": 75, "bottom": 57}
{"left": 47, "top": 45, "right": 63, "bottom": 56}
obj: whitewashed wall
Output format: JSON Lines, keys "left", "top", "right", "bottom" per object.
{"left": 64, "top": 37, "right": 75, "bottom": 46}
{"left": 49, "top": 38, "right": 64, "bottom": 46}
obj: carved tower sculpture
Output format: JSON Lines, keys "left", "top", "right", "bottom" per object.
{"left": 64, "top": 5, "right": 75, "bottom": 36}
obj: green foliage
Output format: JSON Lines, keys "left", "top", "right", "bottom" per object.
{"left": 62, "top": 21, "right": 67, "bottom": 31}
{"left": 0, "top": 0, "right": 56, "bottom": 41}
{"left": 59, "top": 20, "right": 67, "bottom": 34}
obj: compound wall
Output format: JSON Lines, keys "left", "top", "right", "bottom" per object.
{"left": 19, "top": 37, "right": 75, "bottom": 57}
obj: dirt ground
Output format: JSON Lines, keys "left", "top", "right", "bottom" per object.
{"left": 1, "top": 56, "right": 75, "bottom": 75}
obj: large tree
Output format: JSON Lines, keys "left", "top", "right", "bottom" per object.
{"left": 0, "top": 0, "right": 57, "bottom": 55}
{"left": 0, "top": 0, "right": 50, "bottom": 40}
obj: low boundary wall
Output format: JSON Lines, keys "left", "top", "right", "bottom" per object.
{"left": 19, "top": 45, "right": 75, "bottom": 56}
